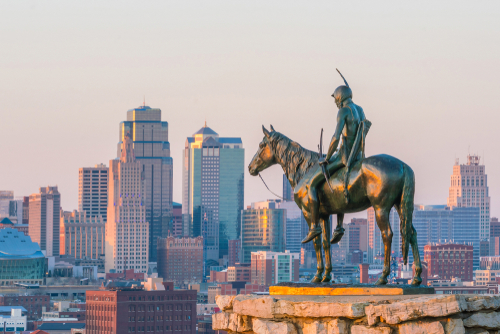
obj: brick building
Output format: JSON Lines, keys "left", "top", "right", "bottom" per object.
{"left": 105, "top": 269, "right": 145, "bottom": 281}
{"left": 86, "top": 281, "right": 197, "bottom": 334}
{"left": 157, "top": 236, "right": 203, "bottom": 287}
{"left": 424, "top": 243, "right": 473, "bottom": 281}
{"left": 227, "top": 263, "right": 250, "bottom": 282}
{"left": 0, "top": 294, "right": 50, "bottom": 320}
{"left": 171, "top": 202, "right": 183, "bottom": 237}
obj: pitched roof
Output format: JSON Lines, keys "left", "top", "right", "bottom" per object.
{"left": 0, "top": 217, "right": 13, "bottom": 225}
{"left": 0, "top": 306, "right": 27, "bottom": 312}
{"left": 31, "top": 330, "right": 51, "bottom": 334}
{"left": 193, "top": 126, "right": 218, "bottom": 136}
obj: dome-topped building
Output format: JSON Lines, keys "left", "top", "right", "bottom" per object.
{"left": 0, "top": 228, "right": 45, "bottom": 286}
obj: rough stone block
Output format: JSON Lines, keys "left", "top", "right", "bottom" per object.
{"left": 465, "top": 328, "right": 489, "bottom": 334}
{"left": 365, "top": 295, "right": 467, "bottom": 325}
{"left": 275, "top": 298, "right": 367, "bottom": 319}
{"left": 399, "top": 320, "right": 445, "bottom": 334}
{"left": 212, "top": 312, "right": 230, "bottom": 330}
{"left": 233, "top": 295, "right": 276, "bottom": 318}
{"left": 252, "top": 318, "right": 297, "bottom": 334}
{"left": 302, "top": 320, "right": 327, "bottom": 334}
{"left": 351, "top": 325, "right": 392, "bottom": 334}
{"left": 327, "top": 319, "right": 349, "bottom": 334}
{"left": 215, "top": 295, "right": 235, "bottom": 311}
{"left": 463, "top": 312, "right": 500, "bottom": 329}
{"left": 465, "top": 296, "right": 500, "bottom": 312}
{"left": 444, "top": 318, "right": 465, "bottom": 334}
{"left": 212, "top": 311, "right": 252, "bottom": 332}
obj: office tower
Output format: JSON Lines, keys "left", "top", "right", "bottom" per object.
{"left": 279, "top": 200, "right": 307, "bottom": 254}
{"left": 424, "top": 243, "right": 473, "bottom": 281}
{"left": 348, "top": 218, "right": 368, "bottom": 253}
{"left": 182, "top": 124, "right": 244, "bottom": 266}
{"left": 29, "top": 186, "right": 61, "bottom": 256}
{"left": 22, "top": 196, "right": 29, "bottom": 225}
{"left": 171, "top": 202, "right": 183, "bottom": 237}
{"left": 118, "top": 105, "right": 173, "bottom": 262}
{"left": 60, "top": 210, "right": 105, "bottom": 260}
{"left": 282, "top": 174, "right": 293, "bottom": 201}
{"left": 241, "top": 200, "right": 285, "bottom": 263}
{"left": 0, "top": 191, "right": 13, "bottom": 218}
{"left": 228, "top": 239, "right": 241, "bottom": 267}
{"left": 106, "top": 134, "right": 149, "bottom": 273}
{"left": 157, "top": 236, "right": 203, "bottom": 287}
{"left": 79, "top": 164, "right": 108, "bottom": 222}
{"left": 447, "top": 154, "right": 490, "bottom": 240}
{"left": 490, "top": 218, "right": 500, "bottom": 255}
{"left": 85, "top": 281, "right": 197, "bottom": 334}
{"left": 250, "top": 250, "right": 299, "bottom": 286}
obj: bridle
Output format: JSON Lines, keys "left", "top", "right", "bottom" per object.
{"left": 258, "top": 173, "right": 286, "bottom": 201}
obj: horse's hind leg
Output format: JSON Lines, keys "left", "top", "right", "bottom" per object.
{"left": 321, "top": 216, "right": 332, "bottom": 282}
{"left": 409, "top": 226, "right": 422, "bottom": 285}
{"left": 374, "top": 207, "right": 393, "bottom": 285}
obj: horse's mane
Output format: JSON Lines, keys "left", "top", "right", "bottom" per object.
{"left": 269, "top": 131, "right": 319, "bottom": 188}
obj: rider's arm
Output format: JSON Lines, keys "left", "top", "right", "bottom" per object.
{"left": 325, "top": 109, "right": 347, "bottom": 161}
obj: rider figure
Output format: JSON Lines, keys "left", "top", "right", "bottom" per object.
{"left": 302, "top": 73, "right": 367, "bottom": 244}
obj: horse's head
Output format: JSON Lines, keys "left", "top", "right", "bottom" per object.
{"left": 248, "top": 125, "right": 277, "bottom": 176}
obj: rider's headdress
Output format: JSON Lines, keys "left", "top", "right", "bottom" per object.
{"left": 332, "top": 68, "right": 352, "bottom": 103}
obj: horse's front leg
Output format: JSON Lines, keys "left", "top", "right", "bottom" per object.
{"left": 374, "top": 208, "right": 393, "bottom": 285}
{"left": 321, "top": 216, "right": 332, "bottom": 282}
{"left": 312, "top": 235, "right": 324, "bottom": 283}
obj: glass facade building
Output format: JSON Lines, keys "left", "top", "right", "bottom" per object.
{"left": 241, "top": 201, "right": 286, "bottom": 263}
{"left": 117, "top": 105, "right": 173, "bottom": 262}
{"left": 0, "top": 228, "right": 45, "bottom": 285}
{"left": 182, "top": 124, "right": 244, "bottom": 266}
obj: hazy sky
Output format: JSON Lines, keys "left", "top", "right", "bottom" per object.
{"left": 1, "top": 1, "right": 499, "bottom": 220}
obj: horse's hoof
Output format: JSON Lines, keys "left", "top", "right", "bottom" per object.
{"left": 330, "top": 228, "right": 345, "bottom": 244}
{"left": 311, "top": 275, "right": 322, "bottom": 283}
{"left": 410, "top": 277, "right": 422, "bottom": 286}
{"left": 321, "top": 274, "right": 332, "bottom": 283}
{"left": 374, "top": 277, "right": 388, "bottom": 285}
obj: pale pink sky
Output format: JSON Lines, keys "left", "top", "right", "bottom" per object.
{"left": 1, "top": 1, "right": 499, "bottom": 220}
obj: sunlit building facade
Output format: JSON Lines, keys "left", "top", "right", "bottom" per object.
{"left": 60, "top": 210, "right": 105, "bottom": 260}
{"left": 29, "top": 186, "right": 61, "bottom": 256}
{"left": 106, "top": 134, "right": 149, "bottom": 273}
{"left": 118, "top": 105, "right": 173, "bottom": 262}
{"left": 79, "top": 164, "right": 108, "bottom": 222}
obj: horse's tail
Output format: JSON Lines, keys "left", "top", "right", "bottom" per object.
{"left": 400, "top": 163, "right": 415, "bottom": 265}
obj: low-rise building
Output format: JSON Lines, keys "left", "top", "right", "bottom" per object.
{"left": 424, "top": 243, "right": 473, "bottom": 281}
{"left": 227, "top": 263, "right": 251, "bottom": 282}
{"left": 430, "top": 278, "right": 498, "bottom": 294}
{"left": 0, "top": 294, "right": 50, "bottom": 320}
{"left": 0, "top": 307, "right": 27, "bottom": 332}
{"left": 251, "top": 251, "right": 299, "bottom": 286}
{"left": 475, "top": 269, "right": 500, "bottom": 286}
{"left": 85, "top": 280, "right": 197, "bottom": 334}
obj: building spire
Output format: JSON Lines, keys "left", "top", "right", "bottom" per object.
{"left": 143, "top": 95, "right": 146, "bottom": 107}
{"left": 205, "top": 119, "right": 207, "bottom": 127}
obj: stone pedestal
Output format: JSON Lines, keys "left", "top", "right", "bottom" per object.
{"left": 269, "top": 282, "right": 435, "bottom": 296}
{"left": 213, "top": 293, "right": 500, "bottom": 334}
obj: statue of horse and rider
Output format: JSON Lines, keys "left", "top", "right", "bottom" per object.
{"left": 248, "top": 70, "right": 422, "bottom": 286}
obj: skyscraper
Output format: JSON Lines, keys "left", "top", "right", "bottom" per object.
{"left": 118, "top": 105, "right": 173, "bottom": 262}
{"left": 282, "top": 174, "right": 293, "bottom": 201}
{"left": 182, "top": 123, "right": 244, "bottom": 266}
{"left": 241, "top": 200, "right": 285, "bottom": 263}
{"left": 29, "top": 186, "right": 61, "bottom": 256}
{"left": 280, "top": 200, "right": 306, "bottom": 254}
{"left": 60, "top": 210, "right": 105, "bottom": 260}
{"left": 447, "top": 154, "right": 490, "bottom": 241}
{"left": 79, "top": 164, "right": 108, "bottom": 222}
{"left": 106, "top": 134, "right": 149, "bottom": 273}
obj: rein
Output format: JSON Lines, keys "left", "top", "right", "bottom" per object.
{"left": 258, "top": 173, "right": 286, "bottom": 200}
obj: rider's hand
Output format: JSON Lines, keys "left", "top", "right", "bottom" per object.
{"left": 319, "top": 157, "right": 328, "bottom": 166}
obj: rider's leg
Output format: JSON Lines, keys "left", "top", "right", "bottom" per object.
{"left": 331, "top": 213, "right": 345, "bottom": 244}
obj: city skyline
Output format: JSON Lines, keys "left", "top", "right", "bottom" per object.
{"left": 1, "top": 2, "right": 499, "bottom": 220}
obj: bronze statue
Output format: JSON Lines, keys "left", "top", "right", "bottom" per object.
{"left": 248, "top": 107, "right": 422, "bottom": 285}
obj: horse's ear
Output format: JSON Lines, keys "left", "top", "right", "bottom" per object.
{"left": 262, "top": 125, "right": 271, "bottom": 139}
{"left": 270, "top": 124, "right": 275, "bottom": 132}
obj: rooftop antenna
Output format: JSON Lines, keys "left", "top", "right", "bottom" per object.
{"left": 143, "top": 96, "right": 146, "bottom": 107}
{"left": 205, "top": 119, "right": 207, "bottom": 127}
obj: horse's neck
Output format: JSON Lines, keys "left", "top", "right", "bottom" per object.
{"left": 275, "top": 142, "right": 315, "bottom": 189}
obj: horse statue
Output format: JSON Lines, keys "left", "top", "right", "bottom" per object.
{"left": 248, "top": 125, "right": 422, "bottom": 286}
